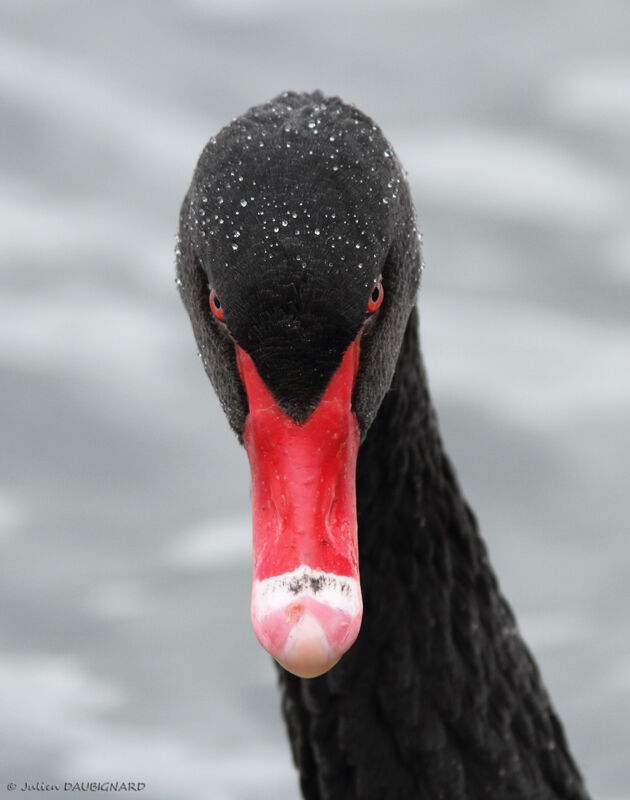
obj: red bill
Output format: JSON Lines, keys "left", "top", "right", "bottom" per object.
{"left": 236, "top": 338, "right": 363, "bottom": 678}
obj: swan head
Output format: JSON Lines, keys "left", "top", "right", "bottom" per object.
{"left": 177, "top": 91, "right": 422, "bottom": 677}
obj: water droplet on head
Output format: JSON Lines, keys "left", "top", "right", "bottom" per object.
{"left": 240, "top": 199, "right": 247, "bottom": 207}
{"left": 314, "top": 228, "right": 320, "bottom": 236}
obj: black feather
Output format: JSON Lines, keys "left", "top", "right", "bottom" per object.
{"left": 177, "top": 91, "right": 590, "bottom": 800}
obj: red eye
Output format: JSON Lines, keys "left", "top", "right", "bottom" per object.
{"left": 209, "top": 289, "right": 225, "bottom": 321}
{"left": 367, "top": 280, "right": 384, "bottom": 313}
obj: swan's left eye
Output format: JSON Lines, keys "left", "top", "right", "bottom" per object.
{"left": 367, "top": 280, "right": 384, "bottom": 313}
{"left": 209, "top": 289, "right": 225, "bottom": 322}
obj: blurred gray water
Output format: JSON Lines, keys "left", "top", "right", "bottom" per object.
{"left": 1, "top": 1, "right": 629, "bottom": 798}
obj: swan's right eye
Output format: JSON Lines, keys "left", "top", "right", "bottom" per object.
{"left": 209, "top": 289, "right": 225, "bottom": 322}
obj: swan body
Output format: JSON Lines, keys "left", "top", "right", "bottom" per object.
{"left": 177, "top": 91, "right": 589, "bottom": 800}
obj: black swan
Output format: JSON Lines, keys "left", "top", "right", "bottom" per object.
{"left": 176, "top": 91, "right": 589, "bottom": 800}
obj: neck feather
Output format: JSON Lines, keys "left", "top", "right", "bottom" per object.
{"left": 278, "top": 308, "right": 589, "bottom": 800}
